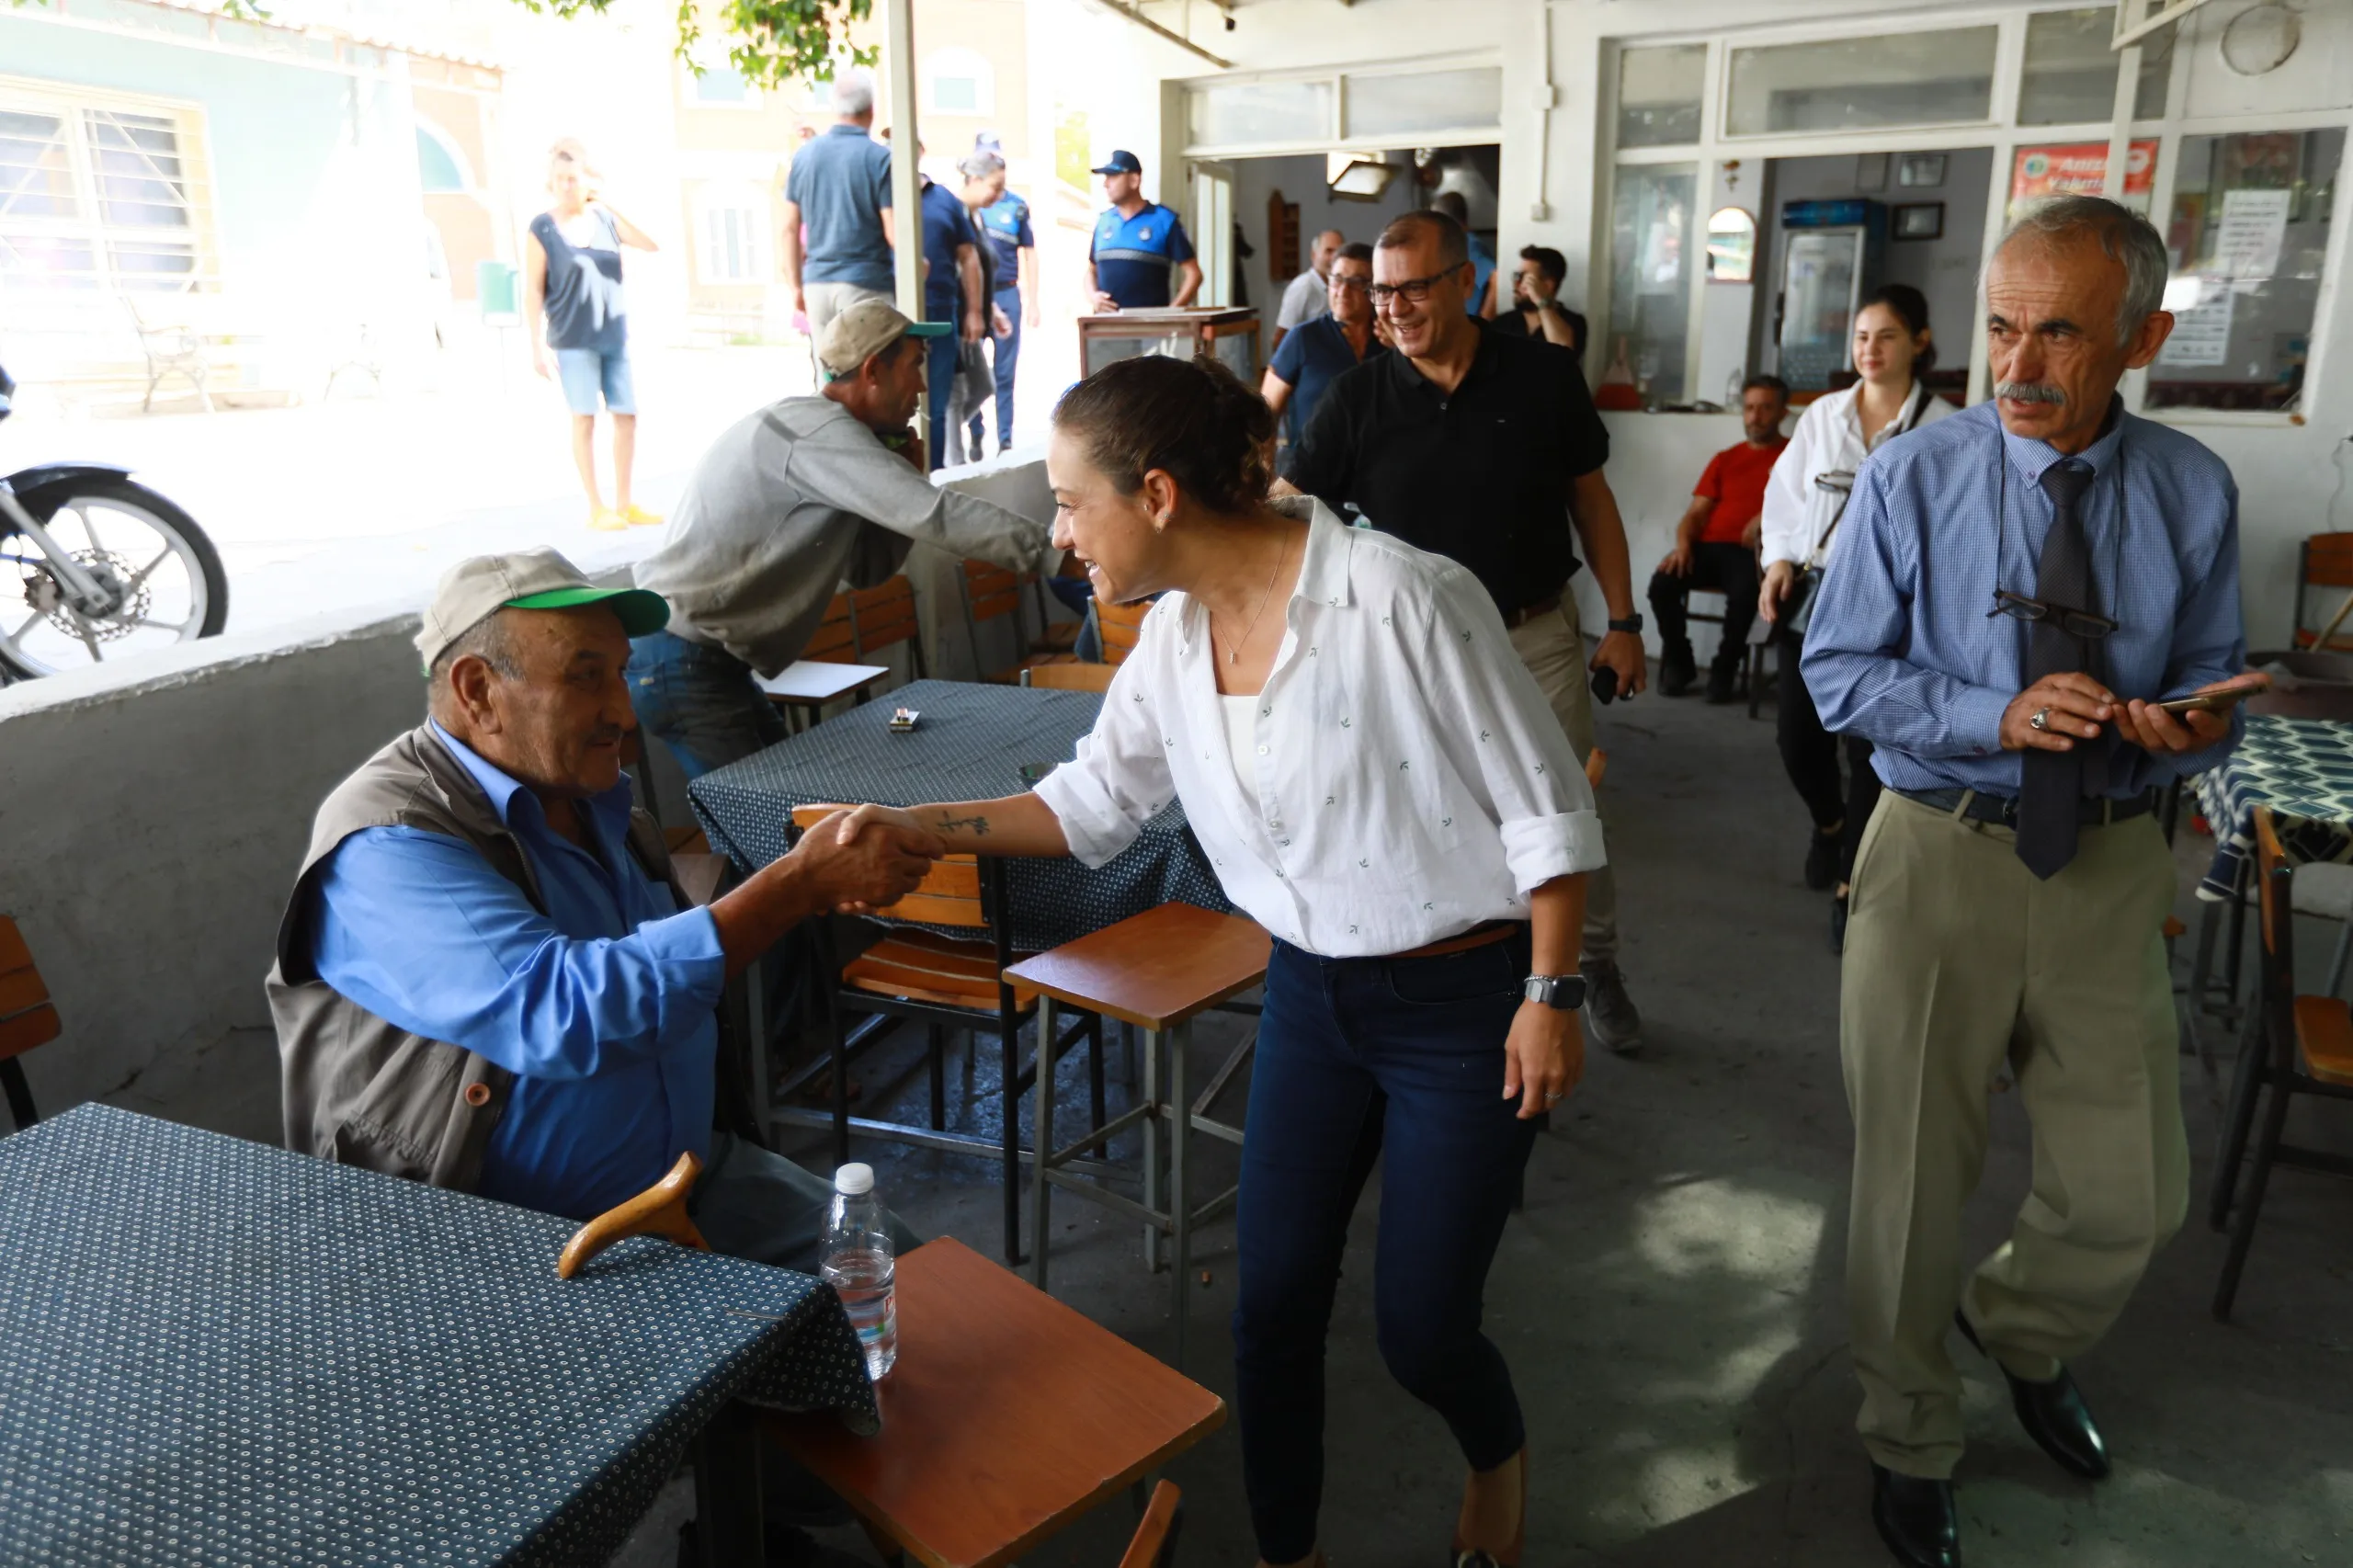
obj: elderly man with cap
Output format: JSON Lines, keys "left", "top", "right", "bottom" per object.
{"left": 1086, "top": 149, "right": 1200, "bottom": 312}
{"left": 631, "top": 299, "right": 1067, "bottom": 778}
{"left": 272, "top": 546, "right": 942, "bottom": 1276}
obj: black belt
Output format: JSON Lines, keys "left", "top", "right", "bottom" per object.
{"left": 1893, "top": 786, "right": 2157, "bottom": 829}
{"left": 1502, "top": 595, "right": 1563, "bottom": 630}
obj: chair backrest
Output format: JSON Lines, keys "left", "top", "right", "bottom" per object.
{"left": 0, "top": 915, "right": 62, "bottom": 1066}
{"left": 790, "top": 803, "right": 986, "bottom": 928}
{"left": 802, "top": 592, "right": 860, "bottom": 664}
{"left": 962, "top": 560, "right": 1024, "bottom": 627}
{"left": 850, "top": 575, "right": 926, "bottom": 674}
{"left": 1019, "top": 663, "right": 1117, "bottom": 693}
{"left": 1097, "top": 597, "right": 1150, "bottom": 666}
{"left": 1115, "top": 1481, "right": 1180, "bottom": 1568}
{"left": 2304, "top": 533, "right": 2353, "bottom": 592}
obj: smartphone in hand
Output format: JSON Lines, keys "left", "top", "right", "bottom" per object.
{"left": 2153, "top": 678, "right": 2268, "bottom": 717}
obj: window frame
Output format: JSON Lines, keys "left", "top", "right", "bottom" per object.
{"left": 1593, "top": 3, "right": 2353, "bottom": 428}
{"left": 1176, "top": 51, "right": 1506, "bottom": 161}
{"left": 0, "top": 76, "right": 220, "bottom": 295}
{"left": 690, "top": 184, "right": 772, "bottom": 287}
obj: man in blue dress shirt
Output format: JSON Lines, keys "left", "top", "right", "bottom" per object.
{"left": 1086, "top": 150, "right": 1200, "bottom": 312}
{"left": 271, "top": 549, "right": 939, "bottom": 1274}
{"left": 1802, "top": 196, "right": 2256, "bottom": 1568}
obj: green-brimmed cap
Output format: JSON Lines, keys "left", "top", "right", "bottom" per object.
{"left": 415, "top": 546, "right": 669, "bottom": 670}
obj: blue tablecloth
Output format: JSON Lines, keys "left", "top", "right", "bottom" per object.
{"left": 688, "top": 678, "right": 1229, "bottom": 951}
{"left": 2194, "top": 714, "right": 2353, "bottom": 900}
{"left": 0, "top": 1105, "right": 877, "bottom": 1566}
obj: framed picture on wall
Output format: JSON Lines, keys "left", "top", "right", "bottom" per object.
{"left": 1893, "top": 202, "right": 1945, "bottom": 241}
{"left": 1898, "top": 153, "right": 1947, "bottom": 188}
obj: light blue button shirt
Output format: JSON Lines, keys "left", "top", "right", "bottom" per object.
{"left": 308, "top": 724, "right": 726, "bottom": 1220}
{"left": 1801, "top": 399, "right": 2246, "bottom": 798}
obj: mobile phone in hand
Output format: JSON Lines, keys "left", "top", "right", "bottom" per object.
{"left": 2153, "top": 680, "right": 2266, "bottom": 717}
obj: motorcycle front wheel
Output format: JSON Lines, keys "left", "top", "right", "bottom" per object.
{"left": 0, "top": 476, "right": 228, "bottom": 678}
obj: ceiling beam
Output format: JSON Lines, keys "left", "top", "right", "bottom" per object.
{"left": 1085, "top": 0, "right": 1233, "bottom": 71}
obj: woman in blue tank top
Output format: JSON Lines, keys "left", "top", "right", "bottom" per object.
{"left": 524, "top": 140, "right": 662, "bottom": 532}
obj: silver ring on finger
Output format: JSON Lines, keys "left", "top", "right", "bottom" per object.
{"left": 1543, "top": 1090, "right": 1564, "bottom": 1103}
{"left": 2029, "top": 706, "right": 2052, "bottom": 733}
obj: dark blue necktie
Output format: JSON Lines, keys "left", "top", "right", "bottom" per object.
{"left": 2017, "top": 460, "right": 2097, "bottom": 880}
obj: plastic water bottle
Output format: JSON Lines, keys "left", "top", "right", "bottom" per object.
{"left": 821, "top": 1163, "right": 897, "bottom": 1381}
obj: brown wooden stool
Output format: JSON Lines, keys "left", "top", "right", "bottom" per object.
{"left": 764, "top": 1236, "right": 1222, "bottom": 1567}
{"left": 1005, "top": 903, "right": 1270, "bottom": 1369}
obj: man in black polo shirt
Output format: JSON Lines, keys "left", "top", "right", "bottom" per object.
{"left": 1279, "top": 208, "right": 1649, "bottom": 1052}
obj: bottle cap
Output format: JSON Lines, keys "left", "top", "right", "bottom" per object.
{"left": 834, "top": 1163, "right": 875, "bottom": 1196}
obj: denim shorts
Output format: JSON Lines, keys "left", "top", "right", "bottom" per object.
{"left": 554, "top": 347, "right": 635, "bottom": 415}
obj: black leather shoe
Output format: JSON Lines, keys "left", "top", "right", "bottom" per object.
{"left": 1870, "top": 1464, "right": 1959, "bottom": 1568}
{"left": 1954, "top": 1311, "right": 2110, "bottom": 1480}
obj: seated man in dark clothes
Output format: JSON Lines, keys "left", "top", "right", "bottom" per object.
{"left": 1492, "top": 244, "right": 1586, "bottom": 362}
{"left": 1648, "top": 374, "right": 1789, "bottom": 701}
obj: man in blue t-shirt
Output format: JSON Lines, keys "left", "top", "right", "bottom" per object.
{"left": 1086, "top": 150, "right": 1200, "bottom": 312}
{"left": 1262, "top": 242, "right": 1385, "bottom": 449}
{"left": 918, "top": 168, "right": 984, "bottom": 471}
{"left": 781, "top": 71, "right": 895, "bottom": 337}
{"left": 975, "top": 183, "right": 1035, "bottom": 451}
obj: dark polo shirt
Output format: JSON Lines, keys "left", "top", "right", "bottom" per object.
{"left": 1280, "top": 321, "right": 1610, "bottom": 618}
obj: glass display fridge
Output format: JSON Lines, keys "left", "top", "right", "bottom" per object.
{"left": 1077, "top": 308, "right": 1262, "bottom": 383}
{"left": 1773, "top": 199, "right": 1885, "bottom": 393}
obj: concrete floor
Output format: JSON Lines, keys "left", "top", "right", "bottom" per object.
{"left": 112, "top": 686, "right": 2353, "bottom": 1567}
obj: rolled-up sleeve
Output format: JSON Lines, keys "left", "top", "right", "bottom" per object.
{"left": 1423, "top": 566, "right": 1607, "bottom": 892}
{"left": 1030, "top": 618, "right": 1179, "bottom": 868}
{"left": 309, "top": 826, "right": 725, "bottom": 1082}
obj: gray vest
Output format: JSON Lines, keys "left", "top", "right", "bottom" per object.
{"left": 267, "top": 725, "right": 734, "bottom": 1192}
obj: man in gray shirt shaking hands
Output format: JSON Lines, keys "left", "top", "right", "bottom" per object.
{"left": 632, "top": 300, "right": 1067, "bottom": 777}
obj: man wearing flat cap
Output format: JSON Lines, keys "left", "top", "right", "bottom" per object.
{"left": 270, "top": 547, "right": 941, "bottom": 1269}
{"left": 632, "top": 298, "right": 1068, "bottom": 778}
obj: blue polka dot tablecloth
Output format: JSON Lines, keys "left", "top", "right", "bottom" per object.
{"left": 0, "top": 1105, "right": 879, "bottom": 1566}
{"left": 2195, "top": 715, "right": 2353, "bottom": 900}
{"left": 689, "top": 678, "right": 1229, "bottom": 952}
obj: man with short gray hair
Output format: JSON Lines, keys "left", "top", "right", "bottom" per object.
{"left": 1802, "top": 195, "right": 2256, "bottom": 1568}
{"left": 783, "top": 66, "right": 895, "bottom": 339}
{"left": 1272, "top": 227, "right": 1344, "bottom": 351}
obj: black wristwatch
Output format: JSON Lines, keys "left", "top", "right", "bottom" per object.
{"left": 1607, "top": 615, "right": 1644, "bottom": 635}
{"left": 1522, "top": 974, "right": 1587, "bottom": 1011}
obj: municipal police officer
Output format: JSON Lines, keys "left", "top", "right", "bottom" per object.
{"left": 1086, "top": 150, "right": 1201, "bottom": 312}
{"left": 973, "top": 152, "right": 1036, "bottom": 454}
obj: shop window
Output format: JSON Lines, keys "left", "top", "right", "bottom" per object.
{"left": 694, "top": 66, "right": 753, "bottom": 104}
{"left": 2019, "top": 8, "right": 2122, "bottom": 126}
{"left": 2148, "top": 128, "right": 2343, "bottom": 415}
{"left": 1188, "top": 80, "right": 1333, "bottom": 147}
{"left": 0, "top": 97, "right": 209, "bottom": 290}
{"left": 1344, "top": 66, "right": 1502, "bottom": 140}
{"left": 1726, "top": 28, "right": 1998, "bottom": 136}
{"left": 1618, "top": 44, "right": 1705, "bottom": 150}
{"left": 923, "top": 48, "right": 994, "bottom": 119}
{"left": 1605, "top": 163, "right": 1698, "bottom": 406}
{"left": 697, "top": 190, "right": 770, "bottom": 284}
{"left": 415, "top": 124, "right": 469, "bottom": 193}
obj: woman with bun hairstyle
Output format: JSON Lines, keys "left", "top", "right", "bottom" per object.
{"left": 831, "top": 353, "right": 1603, "bottom": 1566}
{"left": 1757, "top": 282, "right": 1955, "bottom": 950}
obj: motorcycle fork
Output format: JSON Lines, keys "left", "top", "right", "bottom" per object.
{"left": 0, "top": 483, "right": 113, "bottom": 614}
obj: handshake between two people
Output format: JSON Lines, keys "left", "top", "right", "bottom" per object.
{"left": 790, "top": 803, "right": 951, "bottom": 915}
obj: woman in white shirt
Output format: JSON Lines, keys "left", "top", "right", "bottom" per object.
{"left": 1756, "top": 284, "right": 1955, "bottom": 949}
{"left": 835, "top": 355, "right": 1605, "bottom": 1568}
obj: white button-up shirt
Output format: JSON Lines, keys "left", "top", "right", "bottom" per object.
{"left": 1759, "top": 380, "right": 1957, "bottom": 570}
{"left": 1034, "top": 499, "right": 1606, "bottom": 959}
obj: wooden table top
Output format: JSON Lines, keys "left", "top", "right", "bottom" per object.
{"left": 764, "top": 1236, "right": 1225, "bottom": 1568}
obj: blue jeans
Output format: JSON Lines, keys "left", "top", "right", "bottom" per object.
{"left": 926, "top": 331, "right": 961, "bottom": 472}
{"left": 1233, "top": 930, "right": 1539, "bottom": 1562}
{"left": 967, "top": 285, "right": 1023, "bottom": 450}
{"left": 629, "top": 630, "right": 788, "bottom": 780}
{"left": 554, "top": 347, "right": 635, "bottom": 415}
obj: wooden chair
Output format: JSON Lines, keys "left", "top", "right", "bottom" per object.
{"left": 1007, "top": 903, "right": 1272, "bottom": 1369}
{"left": 0, "top": 915, "right": 59, "bottom": 1131}
{"left": 1097, "top": 597, "right": 1150, "bottom": 667}
{"left": 763, "top": 592, "right": 892, "bottom": 731}
{"left": 848, "top": 575, "right": 928, "bottom": 677}
{"left": 2294, "top": 533, "right": 2353, "bottom": 651}
{"left": 960, "top": 560, "right": 1052, "bottom": 684}
{"left": 765, "top": 1235, "right": 1221, "bottom": 1568}
{"left": 782, "top": 804, "right": 1103, "bottom": 1265}
{"left": 2209, "top": 806, "right": 2353, "bottom": 1321}
{"left": 1019, "top": 663, "right": 1117, "bottom": 694}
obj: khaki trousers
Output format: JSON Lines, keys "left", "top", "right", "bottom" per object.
{"left": 1506, "top": 595, "right": 1618, "bottom": 965}
{"left": 1841, "top": 791, "right": 2189, "bottom": 1478}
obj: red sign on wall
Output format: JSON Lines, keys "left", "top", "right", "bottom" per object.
{"left": 2011, "top": 140, "right": 2157, "bottom": 203}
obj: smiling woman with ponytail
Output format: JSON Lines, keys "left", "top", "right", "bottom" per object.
{"left": 832, "top": 351, "right": 1607, "bottom": 1567}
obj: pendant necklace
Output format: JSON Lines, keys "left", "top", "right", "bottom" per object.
{"left": 1217, "top": 528, "right": 1292, "bottom": 665}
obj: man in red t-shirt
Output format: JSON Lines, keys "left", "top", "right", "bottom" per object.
{"left": 1649, "top": 374, "right": 1790, "bottom": 701}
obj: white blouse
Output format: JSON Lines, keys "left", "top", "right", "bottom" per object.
{"left": 1033, "top": 498, "right": 1606, "bottom": 959}
{"left": 1758, "top": 380, "right": 1958, "bottom": 571}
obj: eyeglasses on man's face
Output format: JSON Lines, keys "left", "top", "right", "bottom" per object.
{"left": 1368, "top": 267, "right": 1461, "bottom": 307}
{"left": 1329, "top": 274, "right": 1371, "bottom": 295}
{"left": 1988, "top": 590, "right": 2116, "bottom": 641}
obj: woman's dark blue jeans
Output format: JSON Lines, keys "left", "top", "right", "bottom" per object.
{"left": 1233, "top": 930, "right": 1540, "bottom": 1562}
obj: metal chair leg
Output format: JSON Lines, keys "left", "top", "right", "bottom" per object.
{"left": 1142, "top": 1028, "right": 1162, "bottom": 1274}
{"left": 1032, "top": 996, "right": 1056, "bottom": 1290}
{"left": 1000, "top": 1010, "right": 1023, "bottom": 1266}
{"left": 2210, "top": 1006, "right": 2269, "bottom": 1231}
{"left": 0, "top": 1057, "right": 36, "bottom": 1131}
{"left": 1169, "top": 1020, "right": 1191, "bottom": 1372}
{"left": 927, "top": 1023, "right": 946, "bottom": 1131}
{"left": 1088, "top": 1014, "right": 1108, "bottom": 1142}
{"left": 2213, "top": 1061, "right": 2293, "bottom": 1322}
